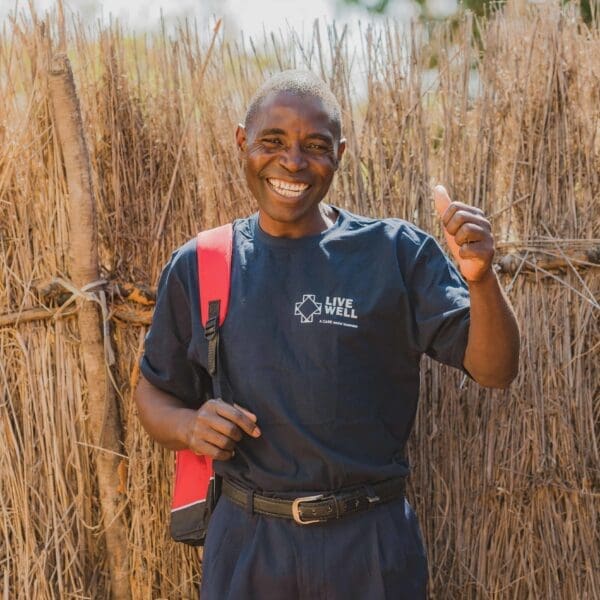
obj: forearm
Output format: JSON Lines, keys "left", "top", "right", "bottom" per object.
{"left": 463, "top": 269, "right": 520, "bottom": 388}
{"left": 134, "top": 374, "right": 196, "bottom": 450}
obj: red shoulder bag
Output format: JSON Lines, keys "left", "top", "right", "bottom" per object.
{"left": 169, "top": 223, "right": 233, "bottom": 546}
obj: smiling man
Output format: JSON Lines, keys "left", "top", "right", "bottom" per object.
{"left": 237, "top": 79, "right": 344, "bottom": 238}
{"left": 134, "top": 70, "right": 520, "bottom": 599}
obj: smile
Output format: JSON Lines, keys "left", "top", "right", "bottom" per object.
{"left": 266, "top": 178, "right": 310, "bottom": 198}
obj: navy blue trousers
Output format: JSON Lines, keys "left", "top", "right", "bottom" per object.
{"left": 200, "top": 495, "right": 428, "bottom": 599}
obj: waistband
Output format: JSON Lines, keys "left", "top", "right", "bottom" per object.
{"left": 221, "top": 477, "right": 406, "bottom": 525}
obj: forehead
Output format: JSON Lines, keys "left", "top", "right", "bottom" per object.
{"left": 249, "top": 90, "right": 337, "bottom": 138}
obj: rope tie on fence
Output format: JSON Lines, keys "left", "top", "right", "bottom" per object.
{"left": 51, "top": 276, "right": 116, "bottom": 366}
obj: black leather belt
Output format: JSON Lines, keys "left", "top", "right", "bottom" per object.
{"left": 222, "top": 477, "right": 406, "bottom": 525}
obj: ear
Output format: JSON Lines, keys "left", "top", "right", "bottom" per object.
{"left": 235, "top": 124, "right": 247, "bottom": 153}
{"left": 335, "top": 138, "right": 346, "bottom": 167}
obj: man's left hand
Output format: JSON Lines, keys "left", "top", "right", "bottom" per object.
{"left": 433, "top": 185, "right": 494, "bottom": 283}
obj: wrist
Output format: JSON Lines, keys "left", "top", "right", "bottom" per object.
{"left": 174, "top": 407, "right": 197, "bottom": 449}
{"left": 466, "top": 267, "right": 497, "bottom": 288}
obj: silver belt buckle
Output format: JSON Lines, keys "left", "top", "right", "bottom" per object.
{"left": 291, "top": 494, "right": 324, "bottom": 525}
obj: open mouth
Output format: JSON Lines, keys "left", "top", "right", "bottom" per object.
{"left": 266, "top": 178, "right": 310, "bottom": 199}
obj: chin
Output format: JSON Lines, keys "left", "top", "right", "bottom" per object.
{"left": 262, "top": 197, "right": 315, "bottom": 221}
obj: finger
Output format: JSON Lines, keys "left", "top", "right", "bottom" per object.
{"left": 458, "top": 240, "right": 493, "bottom": 261}
{"left": 201, "top": 428, "right": 237, "bottom": 451}
{"left": 233, "top": 403, "right": 258, "bottom": 423}
{"left": 433, "top": 185, "right": 460, "bottom": 260}
{"left": 441, "top": 201, "right": 485, "bottom": 219}
{"left": 215, "top": 403, "right": 261, "bottom": 438}
{"left": 208, "top": 414, "right": 244, "bottom": 442}
{"left": 453, "top": 223, "right": 490, "bottom": 247}
{"left": 444, "top": 211, "right": 491, "bottom": 237}
{"left": 192, "top": 439, "right": 235, "bottom": 461}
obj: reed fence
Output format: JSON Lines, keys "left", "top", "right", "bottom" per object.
{"left": 0, "top": 4, "right": 598, "bottom": 598}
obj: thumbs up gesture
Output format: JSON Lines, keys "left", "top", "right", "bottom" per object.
{"left": 433, "top": 185, "right": 494, "bottom": 283}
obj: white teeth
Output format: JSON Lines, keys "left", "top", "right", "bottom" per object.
{"left": 267, "top": 178, "right": 309, "bottom": 197}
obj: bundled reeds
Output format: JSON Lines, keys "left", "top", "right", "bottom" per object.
{"left": 0, "top": 5, "right": 598, "bottom": 598}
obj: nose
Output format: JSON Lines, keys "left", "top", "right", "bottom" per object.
{"left": 279, "top": 142, "right": 308, "bottom": 172}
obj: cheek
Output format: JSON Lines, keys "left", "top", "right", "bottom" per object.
{"left": 315, "top": 152, "right": 338, "bottom": 169}
{"left": 314, "top": 160, "right": 337, "bottom": 181}
{"left": 246, "top": 151, "right": 273, "bottom": 175}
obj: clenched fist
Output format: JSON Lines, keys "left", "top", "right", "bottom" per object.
{"left": 433, "top": 185, "right": 494, "bottom": 283}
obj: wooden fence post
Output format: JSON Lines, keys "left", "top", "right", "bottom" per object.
{"left": 48, "top": 53, "right": 131, "bottom": 600}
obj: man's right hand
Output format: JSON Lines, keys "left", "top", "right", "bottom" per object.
{"left": 183, "top": 399, "right": 261, "bottom": 461}
{"left": 134, "top": 373, "right": 261, "bottom": 458}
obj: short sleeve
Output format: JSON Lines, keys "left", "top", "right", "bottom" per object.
{"left": 140, "top": 248, "right": 209, "bottom": 408}
{"left": 402, "top": 232, "right": 471, "bottom": 372}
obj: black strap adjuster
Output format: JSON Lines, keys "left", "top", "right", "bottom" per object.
{"left": 204, "top": 315, "right": 219, "bottom": 340}
{"left": 205, "top": 300, "right": 221, "bottom": 376}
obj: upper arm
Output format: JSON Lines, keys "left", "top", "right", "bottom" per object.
{"left": 400, "top": 229, "right": 471, "bottom": 372}
{"left": 139, "top": 247, "right": 210, "bottom": 409}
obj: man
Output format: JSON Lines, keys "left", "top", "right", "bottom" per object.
{"left": 134, "top": 70, "right": 519, "bottom": 599}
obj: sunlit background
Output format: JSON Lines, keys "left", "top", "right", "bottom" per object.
{"left": 1, "top": 0, "right": 460, "bottom": 36}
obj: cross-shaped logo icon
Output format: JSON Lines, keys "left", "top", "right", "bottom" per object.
{"left": 294, "top": 294, "right": 322, "bottom": 323}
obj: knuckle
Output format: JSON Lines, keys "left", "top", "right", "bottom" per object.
{"left": 195, "top": 412, "right": 211, "bottom": 428}
{"left": 448, "top": 212, "right": 468, "bottom": 231}
{"left": 199, "top": 400, "right": 216, "bottom": 416}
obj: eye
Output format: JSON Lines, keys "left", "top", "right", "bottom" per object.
{"left": 305, "top": 143, "right": 329, "bottom": 153}
{"left": 261, "top": 137, "right": 283, "bottom": 147}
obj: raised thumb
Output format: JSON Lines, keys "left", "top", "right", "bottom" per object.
{"left": 433, "top": 184, "right": 460, "bottom": 261}
{"left": 433, "top": 184, "right": 451, "bottom": 218}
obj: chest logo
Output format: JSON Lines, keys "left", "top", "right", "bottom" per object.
{"left": 293, "top": 294, "right": 359, "bottom": 328}
{"left": 294, "top": 294, "right": 322, "bottom": 323}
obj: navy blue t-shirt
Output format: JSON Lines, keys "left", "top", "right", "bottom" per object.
{"left": 140, "top": 207, "right": 470, "bottom": 495}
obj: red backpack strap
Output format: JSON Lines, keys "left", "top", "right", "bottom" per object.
{"left": 197, "top": 223, "right": 233, "bottom": 327}
{"left": 197, "top": 223, "right": 233, "bottom": 377}
{"left": 170, "top": 223, "right": 233, "bottom": 544}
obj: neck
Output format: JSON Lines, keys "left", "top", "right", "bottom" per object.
{"left": 259, "top": 204, "right": 338, "bottom": 239}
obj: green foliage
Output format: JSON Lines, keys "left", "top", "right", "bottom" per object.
{"left": 459, "top": 0, "right": 506, "bottom": 17}
{"left": 338, "top": 0, "right": 596, "bottom": 24}
{"left": 338, "top": 0, "right": 392, "bottom": 14}
{"left": 577, "top": 0, "right": 596, "bottom": 24}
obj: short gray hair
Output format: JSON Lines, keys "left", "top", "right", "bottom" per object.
{"left": 244, "top": 70, "right": 342, "bottom": 140}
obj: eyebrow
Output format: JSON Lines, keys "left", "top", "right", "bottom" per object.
{"left": 257, "top": 128, "right": 334, "bottom": 144}
{"left": 257, "top": 128, "right": 286, "bottom": 137}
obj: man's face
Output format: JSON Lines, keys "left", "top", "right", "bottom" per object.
{"left": 236, "top": 91, "right": 345, "bottom": 238}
